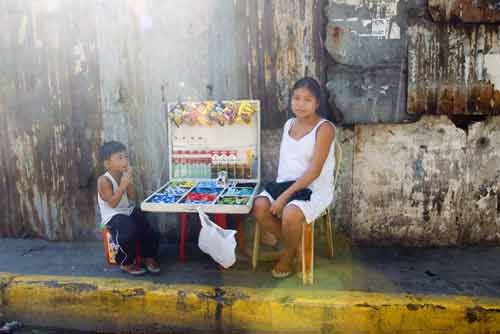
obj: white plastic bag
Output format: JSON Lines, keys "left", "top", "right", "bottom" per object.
{"left": 197, "top": 208, "right": 237, "bottom": 268}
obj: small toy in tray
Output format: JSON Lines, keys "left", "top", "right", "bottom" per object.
{"left": 224, "top": 187, "right": 254, "bottom": 197}
{"left": 217, "top": 196, "right": 250, "bottom": 205}
{"left": 234, "top": 182, "right": 257, "bottom": 188}
{"left": 167, "top": 180, "right": 196, "bottom": 188}
{"left": 182, "top": 186, "right": 222, "bottom": 204}
{"left": 149, "top": 194, "right": 181, "bottom": 204}
{"left": 196, "top": 180, "right": 218, "bottom": 188}
{"left": 158, "top": 186, "right": 188, "bottom": 196}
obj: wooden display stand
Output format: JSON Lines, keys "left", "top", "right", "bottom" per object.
{"left": 141, "top": 100, "right": 261, "bottom": 263}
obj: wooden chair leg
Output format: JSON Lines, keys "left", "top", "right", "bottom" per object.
{"left": 302, "top": 222, "right": 314, "bottom": 285}
{"left": 252, "top": 222, "right": 260, "bottom": 270}
{"left": 325, "top": 209, "right": 334, "bottom": 259}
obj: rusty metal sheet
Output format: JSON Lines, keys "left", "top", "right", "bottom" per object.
{"left": 428, "top": 0, "right": 500, "bottom": 23}
{"left": 327, "top": 62, "right": 418, "bottom": 124}
{"left": 352, "top": 116, "right": 468, "bottom": 247}
{"left": 0, "top": 0, "right": 101, "bottom": 240}
{"left": 235, "top": 0, "right": 324, "bottom": 128}
{"left": 324, "top": 0, "right": 416, "bottom": 67}
{"left": 408, "top": 23, "right": 500, "bottom": 115}
{"left": 324, "top": 0, "right": 423, "bottom": 124}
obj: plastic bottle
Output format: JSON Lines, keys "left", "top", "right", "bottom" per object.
{"left": 172, "top": 157, "right": 179, "bottom": 178}
{"left": 202, "top": 157, "right": 210, "bottom": 178}
{"left": 220, "top": 150, "right": 229, "bottom": 176}
{"left": 209, "top": 151, "right": 216, "bottom": 178}
{"left": 178, "top": 150, "right": 185, "bottom": 178}
{"left": 192, "top": 151, "right": 199, "bottom": 178}
{"left": 252, "top": 153, "right": 258, "bottom": 179}
{"left": 186, "top": 156, "right": 193, "bottom": 178}
{"left": 199, "top": 151, "right": 209, "bottom": 178}
{"left": 212, "top": 151, "right": 220, "bottom": 178}
{"left": 230, "top": 150, "right": 237, "bottom": 179}
{"left": 195, "top": 158, "right": 202, "bottom": 178}
{"left": 245, "top": 148, "right": 254, "bottom": 178}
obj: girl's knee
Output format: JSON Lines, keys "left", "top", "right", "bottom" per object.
{"left": 252, "top": 197, "right": 271, "bottom": 219}
{"left": 282, "top": 206, "right": 304, "bottom": 230}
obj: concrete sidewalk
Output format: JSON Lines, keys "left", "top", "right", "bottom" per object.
{"left": 1, "top": 236, "right": 500, "bottom": 333}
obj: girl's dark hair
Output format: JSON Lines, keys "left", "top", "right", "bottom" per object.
{"left": 288, "top": 76, "right": 329, "bottom": 118}
{"left": 99, "top": 141, "right": 127, "bottom": 161}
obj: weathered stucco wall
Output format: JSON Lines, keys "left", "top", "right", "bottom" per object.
{"left": 465, "top": 117, "right": 500, "bottom": 244}
{"left": 352, "top": 116, "right": 467, "bottom": 246}
{"left": 345, "top": 116, "right": 500, "bottom": 247}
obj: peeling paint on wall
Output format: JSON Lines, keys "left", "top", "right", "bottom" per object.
{"left": 408, "top": 23, "right": 500, "bottom": 115}
{"left": 464, "top": 117, "right": 500, "bottom": 245}
{"left": 428, "top": 0, "right": 500, "bottom": 23}
{"left": 0, "top": 0, "right": 102, "bottom": 240}
{"left": 352, "top": 116, "right": 468, "bottom": 246}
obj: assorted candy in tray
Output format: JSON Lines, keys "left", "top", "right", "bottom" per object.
{"left": 217, "top": 196, "right": 250, "bottom": 205}
{"left": 168, "top": 181, "right": 196, "bottom": 188}
{"left": 159, "top": 186, "right": 189, "bottom": 196}
{"left": 168, "top": 101, "right": 257, "bottom": 127}
{"left": 147, "top": 180, "right": 256, "bottom": 206}
{"left": 196, "top": 180, "right": 218, "bottom": 188}
{"left": 224, "top": 187, "right": 253, "bottom": 197}
{"left": 149, "top": 194, "right": 181, "bottom": 204}
{"left": 182, "top": 187, "right": 222, "bottom": 204}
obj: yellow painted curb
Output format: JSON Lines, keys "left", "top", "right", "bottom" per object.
{"left": 1, "top": 272, "right": 500, "bottom": 333}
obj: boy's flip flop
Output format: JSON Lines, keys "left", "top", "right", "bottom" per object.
{"left": 271, "top": 268, "right": 293, "bottom": 279}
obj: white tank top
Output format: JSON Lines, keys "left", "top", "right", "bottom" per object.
{"left": 98, "top": 172, "right": 135, "bottom": 226}
{"left": 276, "top": 118, "right": 336, "bottom": 196}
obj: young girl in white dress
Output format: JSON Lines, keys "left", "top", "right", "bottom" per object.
{"left": 252, "top": 77, "right": 336, "bottom": 278}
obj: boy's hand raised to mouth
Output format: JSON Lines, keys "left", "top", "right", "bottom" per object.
{"left": 120, "top": 167, "right": 134, "bottom": 188}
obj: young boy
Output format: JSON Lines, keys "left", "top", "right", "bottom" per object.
{"left": 98, "top": 141, "right": 161, "bottom": 275}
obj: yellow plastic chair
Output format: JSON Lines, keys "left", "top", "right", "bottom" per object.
{"left": 252, "top": 140, "right": 342, "bottom": 285}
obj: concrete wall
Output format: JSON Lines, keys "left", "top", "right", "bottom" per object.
{"left": 325, "top": 0, "right": 500, "bottom": 246}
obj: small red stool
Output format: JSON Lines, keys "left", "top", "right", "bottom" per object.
{"left": 102, "top": 229, "right": 142, "bottom": 266}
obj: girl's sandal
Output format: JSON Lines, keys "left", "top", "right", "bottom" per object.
{"left": 271, "top": 260, "right": 294, "bottom": 279}
{"left": 271, "top": 267, "right": 293, "bottom": 279}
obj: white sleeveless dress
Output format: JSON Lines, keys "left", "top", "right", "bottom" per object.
{"left": 257, "top": 118, "right": 336, "bottom": 224}
{"left": 98, "top": 172, "right": 135, "bottom": 227}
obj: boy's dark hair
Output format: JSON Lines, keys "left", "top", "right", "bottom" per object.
{"left": 99, "top": 141, "right": 127, "bottom": 161}
{"left": 288, "top": 76, "right": 329, "bottom": 119}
